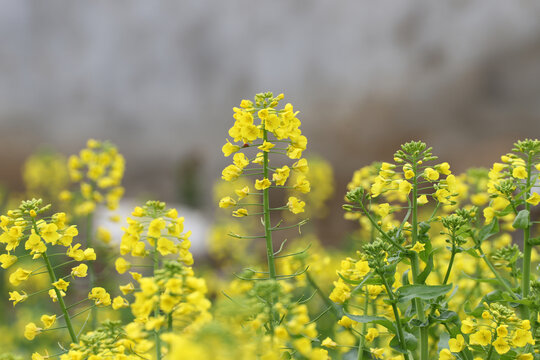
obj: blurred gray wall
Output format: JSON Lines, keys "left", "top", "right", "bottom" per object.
{"left": 1, "top": 1, "right": 540, "bottom": 232}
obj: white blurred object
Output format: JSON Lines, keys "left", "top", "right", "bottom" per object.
{"left": 93, "top": 199, "right": 209, "bottom": 257}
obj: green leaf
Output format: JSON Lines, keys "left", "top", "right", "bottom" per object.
{"left": 350, "top": 273, "right": 384, "bottom": 295}
{"left": 338, "top": 271, "right": 375, "bottom": 288}
{"left": 409, "top": 318, "right": 429, "bottom": 328}
{"left": 396, "top": 284, "right": 453, "bottom": 303}
{"left": 343, "top": 313, "right": 395, "bottom": 333}
{"left": 461, "top": 272, "right": 500, "bottom": 285}
{"left": 389, "top": 331, "right": 417, "bottom": 353}
{"left": 500, "top": 292, "right": 531, "bottom": 306}
{"left": 512, "top": 210, "right": 530, "bottom": 229}
{"left": 464, "top": 300, "right": 473, "bottom": 315}
{"left": 465, "top": 248, "right": 481, "bottom": 258}
{"left": 401, "top": 269, "right": 410, "bottom": 286}
{"left": 431, "top": 310, "right": 458, "bottom": 323}
{"left": 477, "top": 220, "right": 499, "bottom": 242}
{"left": 337, "top": 272, "right": 364, "bottom": 285}
{"left": 497, "top": 204, "right": 514, "bottom": 217}
{"left": 468, "top": 290, "right": 506, "bottom": 316}
{"left": 528, "top": 237, "right": 540, "bottom": 245}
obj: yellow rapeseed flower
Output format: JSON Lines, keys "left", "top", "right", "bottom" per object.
{"left": 448, "top": 334, "right": 465, "bottom": 352}
{"left": 526, "top": 192, "right": 540, "bottom": 206}
{"left": 365, "top": 328, "right": 379, "bottom": 342}
{"left": 258, "top": 141, "right": 275, "bottom": 152}
{"left": 321, "top": 337, "right": 337, "bottom": 349}
{"left": 9, "top": 267, "right": 31, "bottom": 286}
{"left": 40, "top": 314, "right": 56, "bottom": 329}
{"left": 71, "top": 263, "right": 88, "bottom": 278}
{"left": 8, "top": 290, "right": 28, "bottom": 306}
{"left": 255, "top": 178, "right": 271, "bottom": 190}
{"left": 492, "top": 336, "right": 510, "bottom": 354}
{"left": 438, "top": 349, "right": 455, "bottom": 360}
{"left": 52, "top": 278, "right": 70, "bottom": 291}
{"left": 115, "top": 257, "right": 131, "bottom": 274}
{"left": 512, "top": 166, "right": 527, "bottom": 179}
{"left": 24, "top": 322, "right": 41, "bottom": 340}
{"left": 287, "top": 197, "right": 305, "bottom": 214}
{"left": 424, "top": 167, "right": 440, "bottom": 181}
{"left": 469, "top": 328, "right": 492, "bottom": 346}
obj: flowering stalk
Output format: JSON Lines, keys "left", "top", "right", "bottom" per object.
{"left": 380, "top": 271, "right": 411, "bottom": 360}
{"left": 86, "top": 212, "right": 98, "bottom": 329}
{"left": 262, "top": 126, "right": 277, "bottom": 280}
{"left": 357, "top": 289, "right": 369, "bottom": 360}
{"left": 0, "top": 198, "right": 98, "bottom": 357}
{"left": 219, "top": 92, "right": 311, "bottom": 335}
{"left": 153, "top": 239, "right": 162, "bottom": 360}
{"left": 410, "top": 160, "right": 428, "bottom": 360}
{"left": 521, "top": 150, "right": 533, "bottom": 319}
{"left": 41, "top": 250, "right": 77, "bottom": 343}
{"left": 64, "top": 140, "right": 126, "bottom": 329}
{"left": 111, "top": 201, "right": 210, "bottom": 360}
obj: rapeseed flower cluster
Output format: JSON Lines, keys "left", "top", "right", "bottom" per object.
{"left": 1, "top": 97, "right": 539, "bottom": 360}
{"left": 23, "top": 151, "right": 69, "bottom": 204}
{"left": 63, "top": 139, "right": 125, "bottom": 215}
{"left": 335, "top": 140, "right": 540, "bottom": 360}
{"left": 0, "top": 198, "right": 100, "bottom": 358}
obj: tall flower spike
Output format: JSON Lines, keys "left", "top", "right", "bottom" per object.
{"left": 0, "top": 198, "right": 97, "bottom": 350}
{"left": 64, "top": 139, "right": 126, "bottom": 329}
{"left": 115, "top": 201, "right": 210, "bottom": 360}
{"left": 218, "top": 92, "right": 311, "bottom": 335}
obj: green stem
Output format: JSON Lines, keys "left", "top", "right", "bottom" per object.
{"left": 357, "top": 200, "right": 406, "bottom": 252}
{"left": 485, "top": 346, "right": 494, "bottom": 360}
{"left": 153, "top": 242, "right": 162, "bottom": 360}
{"left": 521, "top": 154, "right": 532, "bottom": 319}
{"left": 306, "top": 272, "right": 339, "bottom": 318}
{"left": 262, "top": 125, "right": 277, "bottom": 332}
{"left": 42, "top": 252, "right": 78, "bottom": 343}
{"left": 477, "top": 248, "right": 518, "bottom": 299}
{"left": 357, "top": 289, "right": 369, "bottom": 360}
{"left": 381, "top": 274, "right": 411, "bottom": 360}
{"left": 86, "top": 212, "right": 98, "bottom": 329}
{"left": 411, "top": 166, "right": 428, "bottom": 360}
{"left": 442, "top": 245, "right": 456, "bottom": 285}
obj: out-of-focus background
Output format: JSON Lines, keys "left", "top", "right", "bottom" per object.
{"left": 2, "top": 0, "right": 540, "bottom": 244}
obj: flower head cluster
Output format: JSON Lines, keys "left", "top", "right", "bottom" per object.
{"left": 441, "top": 303, "right": 535, "bottom": 359}
{"left": 125, "top": 261, "right": 211, "bottom": 334}
{"left": 59, "top": 321, "right": 139, "bottom": 360}
{"left": 329, "top": 253, "right": 371, "bottom": 305}
{"left": 23, "top": 151, "right": 69, "bottom": 203}
{"left": 284, "top": 156, "right": 334, "bottom": 219}
{"left": 219, "top": 92, "right": 310, "bottom": 217}
{"left": 483, "top": 139, "right": 540, "bottom": 224}
{"left": 1, "top": 199, "right": 88, "bottom": 288}
{"left": 115, "top": 202, "right": 210, "bottom": 339}
{"left": 0, "top": 199, "right": 95, "bottom": 348}
{"left": 64, "top": 139, "right": 125, "bottom": 215}
{"left": 118, "top": 201, "right": 192, "bottom": 265}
